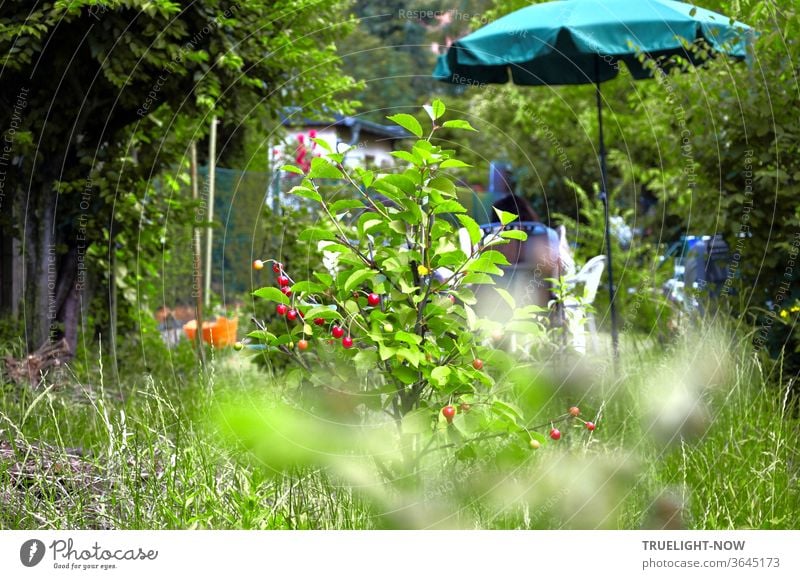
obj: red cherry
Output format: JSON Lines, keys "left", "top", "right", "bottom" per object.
{"left": 313, "top": 317, "right": 325, "bottom": 326}
{"left": 286, "top": 309, "right": 298, "bottom": 321}
{"left": 297, "top": 339, "right": 309, "bottom": 351}
{"left": 586, "top": 422, "right": 596, "bottom": 431}
{"left": 472, "top": 358, "right": 484, "bottom": 370}
{"left": 331, "top": 326, "right": 344, "bottom": 339}
{"left": 342, "top": 336, "right": 354, "bottom": 349}
{"left": 569, "top": 406, "right": 580, "bottom": 417}
{"left": 442, "top": 405, "right": 456, "bottom": 423}
{"left": 549, "top": 428, "right": 561, "bottom": 440}
{"left": 277, "top": 275, "right": 290, "bottom": 287}
{"left": 280, "top": 286, "right": 292, "bottom": 296}
{"left": 276, "top": 304, "right": 288, "bottom": 316}
{"left": 272, "top": 262, "right": 282, "bottom": 274}
{"left": 367, "top": 293, "right": 381, "bottom": 306}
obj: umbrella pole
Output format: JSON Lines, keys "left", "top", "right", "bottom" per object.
{"left": 595, "top": 76, "right": 620, "bottom": 360}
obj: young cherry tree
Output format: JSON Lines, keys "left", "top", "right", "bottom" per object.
{"left": 247, "top": 102, "right": 594, "bottom": 474}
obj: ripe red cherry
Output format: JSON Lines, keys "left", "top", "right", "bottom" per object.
{"left": 342, "top": 336, "right": 354, "bottom": 349}
{"left": 569, "top": 406, "right": 580, "bottom": 417}
{"left": 286, "top": 309, "right": 298, "bottom": 321}
{"left": 331, "top": 326, "right": 344, "bottom": 339}
{"left": 442, "top": 405, "right": 456, "bottom": 423}
{"left": 280, "top": 286, "right": 292, "bottom": 296}
{"left": 472, "top": 358, "right": 484, "bottom": 370}
{"left": 297, "top": 339, "right": 309, "bottom": 351}
{"left": 276, "top": 304, "right": 288, "bottom": 316}
{"left": 586, "top": 422, "right": 596, "bottom": 431}
{"left": 272, "top": 262, "right": 282, "bottom": 274}
{"left": 277, "top": 275, "right": 290, "bottom": 287}
{"left": 313, "top": 317, "right": 325, "bottom": 326}
{"left": 367, "top": 293, "right": 381, "bottom": 306}
{"left": 549, "top": 428, "right": 561, "bottom": 440}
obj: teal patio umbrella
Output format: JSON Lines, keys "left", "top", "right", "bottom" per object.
{"left": 434, "top": 0, "right": 753, "bottom": 355}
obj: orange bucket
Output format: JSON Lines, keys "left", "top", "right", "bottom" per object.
{"left": 183, "top": 317, "right": 239, "bottom": 347}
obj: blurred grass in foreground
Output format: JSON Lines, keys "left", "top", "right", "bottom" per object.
{"left": 0, "top": 325, "right": 797, "bottom": 529}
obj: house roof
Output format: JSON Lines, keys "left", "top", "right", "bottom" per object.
{"left": 279, "top": 109, "right": 413, "bottom": 140}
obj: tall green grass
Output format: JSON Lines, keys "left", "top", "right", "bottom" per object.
{"left": 0, "top": 327, "right": 796, "bottom": 529}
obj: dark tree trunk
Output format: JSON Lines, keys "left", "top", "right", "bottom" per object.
{"left": 56, "top": 246, "right": 80, "bottom": 356}
{"left": 20, "top": 182, "right": 83, "bottom": 357}
{"left": 23, "top": 186, "right": 57, "bottom": 351}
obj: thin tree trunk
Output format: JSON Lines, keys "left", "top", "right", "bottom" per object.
{"left": 23, "top": 188, "right": 56, "bottom": 351}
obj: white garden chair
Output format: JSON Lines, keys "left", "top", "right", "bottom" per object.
{"left": 563, "top": 255, "right": 606, "bottom": 354}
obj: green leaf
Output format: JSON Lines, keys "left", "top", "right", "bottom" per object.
{"left": 431, "top": 99, "right": 446, "bottom": 120}
{"left": 492, "top": 400, "right": 525, "bottom": 422}
{"left": 344, "top": 268, "right": 376, "bottom": 292}
{"left": 494, "top": 207, "right": 517, "bottom": 226}
{"left": 442, "top": 119, "right": 477, "bottom": 131}
{"left": 396, "top": 347, "right": 424, "bottom": 368}
{"left": 356, "top": 168, "right": 374, "bottom": 188}
{"left": 253, "top": 286, "right": 290, "bottom": 305}
{"left": 302, "top": 306, "right": 342, "bottom": 321}
{"left": 391, "top": 150, "right": 419, "bottom": 164}
{"left": 387, "top": 113, "right": 423, "bottom": 138}
{"left": 308, "top": 157, "right": 344, "bottom": 180}
{"left": 457, "top": 214, "right": 482, "bottom": 246}
{"left": 431, "top": 365, "right": 451, "bottom": 387}
{"left": 378, "top": 344, "right": 396, "bottom": 361}
{"left": 281, "top": 164, "right": 304, "bottom": 175}
{"left": 246, "top": 330, "right": 276, "bottom": 342}
{"left": 428, "top": 176, "right": 455, "bottom": 194}
{"left": 500, "top": 230, "right": 528, "bottom": 241}
{"left": 432, "top": 200, "right": 467, "bottom": 214}
{"left": 394, "top": 330, "right": 422, "bottom": 346}
{"left": 290, "top": 281, "right": 326, "bottom": 294}
{"left": 402, "top": 408, "right": 432, "bottom": 434}
{"left": 465, "top": 258, "right": 503, "bottom": 275}
{"left": 451, "top": 288, "right": 477, "bottom": 305}
{"left": 393, "top": 364, "right": 418, "bottom": 384}
{"left": 439, "top": 159, "right": 472, "bottom": 169}
{"left": 329, "top": 199, "right": 364, "bottom": 214}
{"left": 299, "top": 227, "right": 336, "bottom": 242}
{"left": 481, "top": 250, "right": 511, "bottom": 266}
{"left": 289, "top": 186, "right": 322, "bottom": 203}
{"left": 380, "top": 173, "right": 417, "bottom": 195}
{"left": 310, "top": 137, "right": 333, "bottom": 153}
{"left": 494, "top": 287, "right": 516, "bottom": 309}
{"left": 313, "top": 272, "right": 333, "bottom": 286}
{"left": 462, "top": 272, "right": 495, "bottom": 285}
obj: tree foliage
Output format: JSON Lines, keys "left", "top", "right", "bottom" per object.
{"left": 444, "top": 0, "right": 799, "bottom": 332}
{"left": 0, "top": 0, "right": 356, "bottom": 353}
